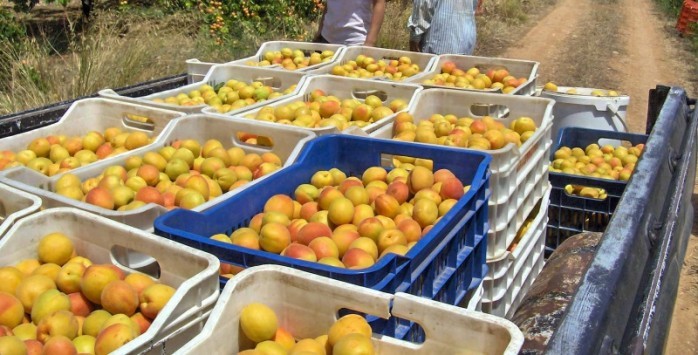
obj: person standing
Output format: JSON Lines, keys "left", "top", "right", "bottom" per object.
{"left": 313, "top": 0, "right": 386, "bottom": 46}
{"left": 408, "top": 0, "right": 479, "bottom": 55}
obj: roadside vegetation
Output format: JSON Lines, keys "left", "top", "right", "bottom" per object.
{"left": 653, "top": 0, "right": 698, "bottom": 53}
{"left": 652, "top": 0, "right": 698, "bottom": 88}
{"left": 0, "top": 0, "right": 617, "bottom": 115}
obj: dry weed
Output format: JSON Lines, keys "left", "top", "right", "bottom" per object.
{"left": 0, "top": 10, "right": 211, "bottom": 114}
{"left": 551, "top": 0, "right": 622, "bottom": 88}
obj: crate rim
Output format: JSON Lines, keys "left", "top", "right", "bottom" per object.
{"left": 177, "top": 264, "right": 525, "bottom": 355}
{"left": 154, "top": 134, "right": 492, "bottom": 280}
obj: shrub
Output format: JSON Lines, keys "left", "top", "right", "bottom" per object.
{"left": 195, "top": 0, "right": 324, "bottom": 45}
{"left": 0, "top": 8, "right": 26, "bottom": 47}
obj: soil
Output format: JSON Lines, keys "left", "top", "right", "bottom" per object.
{"left": 497, "top": 0, "right": 698, "bottom": 352}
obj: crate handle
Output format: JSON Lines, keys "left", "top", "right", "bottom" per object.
{"left": 109, "top": 245, "right": 162, "bottom": 278}
{"left": 469, "top": 103, "right": 510, "bottom": 119}
{"left": 379, "top": 153, "right": 434, "bottom": 171}
{"left": 607, "top": 102, "right": 630, "bottom": 132}
{"left": 233, "top": 132, "right": 275, "bottom": 150}
{"left": 343, "top": 126, "right": 370, "bottom": 137}
{"left": 594, "top": 138, "right": 636, "bottom": 148}
{"left": 474, "top": 63, "right": 509, "bottom": 72}
{"left": 352, "top": 89, "right": 388, "bottom": 101}
{"left": 123, "top": 114, "right": 156, "bottom": 132}
{"left": 252, "top": 76, "right": 282, "bottom": 88}
{"left": 0, "top": 201, "right": 6, "bottom": 224}
{"left": 390, "top": 292, "right": 525, "bottom": 349}
{"left": 563, "top": 184, "right": 609, "bottom": 201}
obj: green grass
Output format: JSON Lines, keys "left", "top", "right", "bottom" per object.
{"left": 653, "top": 0, "right": 698, "bottom": 59}
{"left": 654, "top": 0, "right": 684, "bottom": 16}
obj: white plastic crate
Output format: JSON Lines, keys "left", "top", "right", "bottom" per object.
{"left": 150, "top": 284, "right": 486, "bottom": 350}
{"left": 0, "top": 183, "right": 42, "bottom": 238}
{"left": 371, "top": 89, "right": 554, "bottom": 258}
{"left": 0, "top": 114, "right": 316, "bottom": 233}
{"left": 481, "top": 187, "right": 550, "bottom": 318}
{"left": 307, "top": 45, "right": 438, "bottom": 82}
{"left": 539, "top": 86, "right": 630, "bottom": 142}
{"left": 207, "top": 74, "right": 423, "bottom": 135}
{"left": 99, "top": 65, "right": 308, "bottom": 115}
{"left": 0, "top": 207, "right": 220, "bottom": 355}
{"left": 186, "top": 58, "right": 216, "bottom": 84}
{"left": 484, "top": 186, "right": 550, "bottom": 301}
{"left": 408, "top": 54, "right": 540, "bottom": 96}
{"left": 487, "top": 157, "right": 549, "bottom": 259}
{"left": 459, "top": 282, "right": 484, "bottom": 312}
{"left": 135, "top": 309, "right": 212, "bottom": 354}
{"left": 184, "top": 41, "right": 345, "bottom": 84}
{"left": 175, "top": 265, "right": 524, "bottom": 355}
{"left": 230, "top": 41, "right": 345, "bottom": 72}
{"left": 0, "top": 98, "right": 185, "bottom": 179}
{"left": 483, "top": 250, "right": 545, "bottom": 319}
{"left": 507, "top": 253, "right": 545, "bottom": 319}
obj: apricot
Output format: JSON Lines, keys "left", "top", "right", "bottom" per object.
{"left": 333, "top": 333, "right": 375, "bottom": 355}
{"left": 264, "top": 194, "right": 296, "bottom": 219}
{"left": 412, "top": 198, "right": 439, "bottom": 228}
{"left": 341, "top": 248, "right": 375, "bottom": 269}
{"left": 281, "top": 243, "right": 317, "bottom": 262}
{"left": 30, "top": 289, "right": 70, "bottom": 325}
{"left": 327, "top": 314, "right": 372, "bottom": 347}
{"left": 36, "top": 310, "right": 79, "bottom": 343}
{"left": 139, "top": 283, "right": 175, "bottom": 320}
{"left": 308, "top": 237, "right": 340, "bottom": 260}
{"left": 331, "top": 229, "right": 361, "bottom": 258}
{"left": 94, "top": 323, "right": 137, "bottom": 355}
{"left": 296, "top": 222, "right": 333, "bottom": 246}
{"left": 374, "top": 194, "right": 401, "bottom": 219}
{"left": 327, "top": 197, "right": 355, "bottom": 226}
{"left": 85, "top": 187, "right": 115, "bottom": 210}
{"left": 240, "top": 303, "right": 278, "bottom": 343}
{"left": 100, "top": 280, "right": 138, "bottom": 316}
{"left": 80, "top": 265, "right": 121, "bottom": 305}
{"left": 356, "top": 217, "right": 384, "bottom": 243}
{"left": 67, "top": 292, "right": 93, "bottom": 318}
{"left": 259, "top": 223, "right": 292, "bottom": 253}
{"left": 440, "top": 177, "right": 465, "bottom": 200}
{"left": 15, "top": 275, "right": 56, "bottom": 314}
{"left": 407, "top": 166, "right": 434, "bottom": 194}
{"left": 0, "top": 292, "right": 24, "bottom": 328}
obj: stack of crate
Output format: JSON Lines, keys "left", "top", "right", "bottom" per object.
{"left": 0, "top": 45, "right": 554, "bottom": 353}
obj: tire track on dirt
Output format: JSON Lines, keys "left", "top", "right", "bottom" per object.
{"left": 503, "top": 0, "right": 593, "bottom": 84}
{"left": 612, "top": 0, "right": 691, "bottom": 133}
{"left": 612, "top": 2, "right": 697, "bottom": 350}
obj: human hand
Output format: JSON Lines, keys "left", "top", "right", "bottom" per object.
{"left": 409, "top": 40, "right": 421, "bottom": 52}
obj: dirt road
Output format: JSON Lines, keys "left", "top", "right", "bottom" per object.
{"left": 504, "top": 0, "right": 694, "bottom": 132}
{"left": 498, "top": 0, "right": 697, "bottom": 352}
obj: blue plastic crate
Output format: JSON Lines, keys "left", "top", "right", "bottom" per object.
{"left": 154, "top": 134, "right": 490, "bottom": 297}
{"left": 375, "top": 232, "right": 488, "bottom": 342}
{"left": 547, "top": 127, "right": 648, "bottom": 251}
